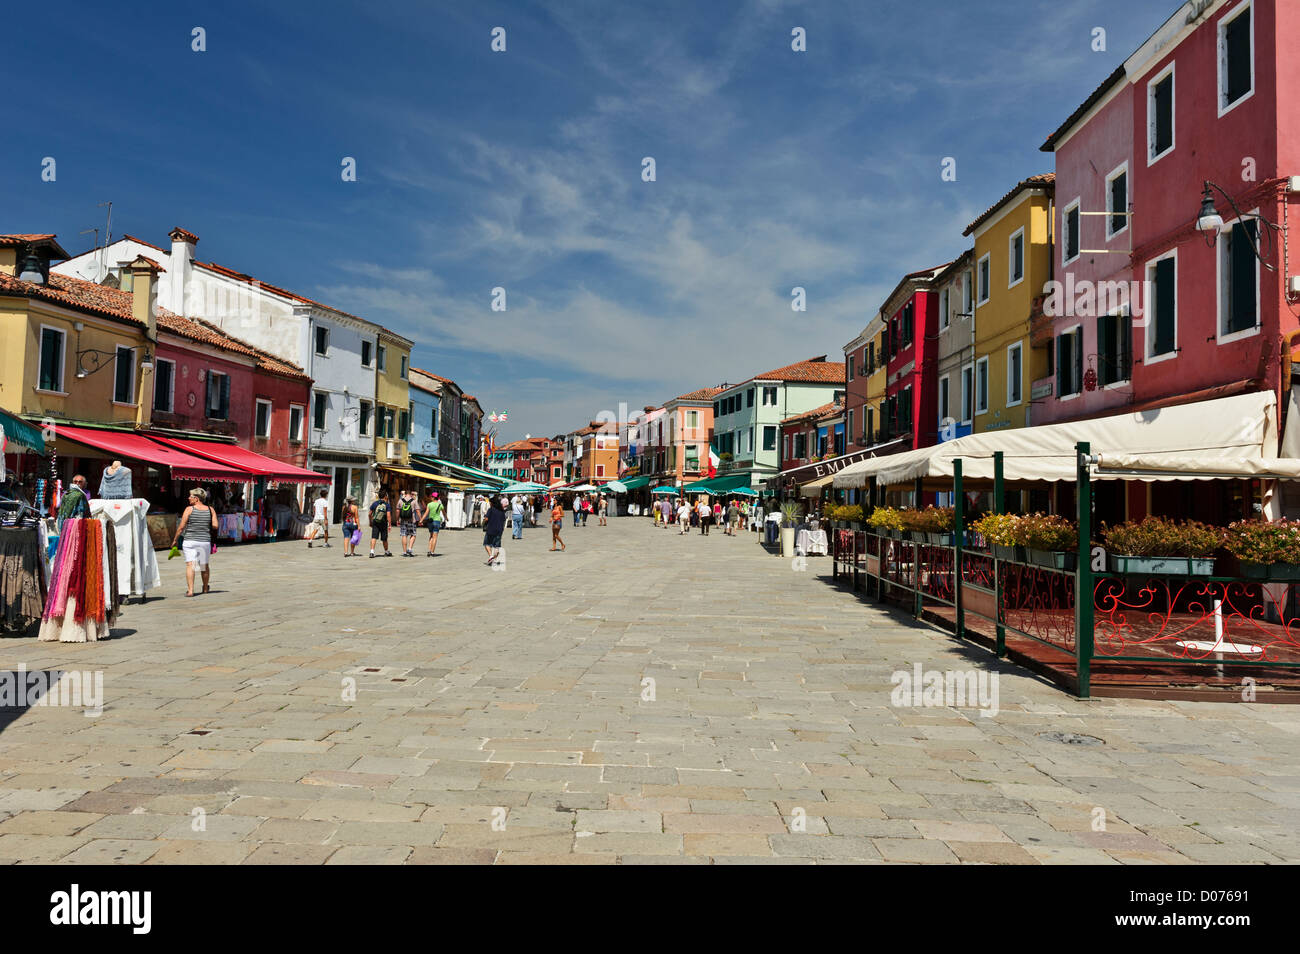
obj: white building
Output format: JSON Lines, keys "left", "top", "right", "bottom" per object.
{"left": 56, "top": 227, "right": 402, "bottom": 518}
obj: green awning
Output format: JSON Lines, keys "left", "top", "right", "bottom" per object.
{"left": 617, "top": 475, "right": 651, "bottom": 490}
{"left": 681, "top": 473, "right": 752, "bottom": 494}
{"left": 0, "top": 409, "right": 45, "bottom": 453}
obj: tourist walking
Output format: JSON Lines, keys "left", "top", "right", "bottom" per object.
{"left": 423, "top": 491, "right": 444, "bottom": 557}
{"left": 597, "top": 495, "right": 608, "bottom": 526}
{"left": 572, "top": 495, "right": 581, "bottom": 527}
{"left": 306, "top": 488, "right": 331, "bottom": 548}
{"left": 511, "top": 494, "right": 524, "bottom": 539}
{"left": 341, "top": 496, "right": 360, "bottom": 557}
{"left": 550, "top": 499, "right": 566, "bottom": 551}
{"left": 726, "top": 499, "right": 740, "bottom": 536}
{"left": 396, "top": 489, "right": 420, "bottom": 556}
{"left": 581, "top": 496, "right": 591, "bottom": 526}
{"left": 484, "top": 497, "right": 506, "bottom": 566}
{"left": 678, "top": 498, "right": 691, "bottom": 534}
{"left": 369, "top": 490, "right": 392, "bottom": 558}
{"left": 172, "top": 487, "right": 218, "bottom": 597}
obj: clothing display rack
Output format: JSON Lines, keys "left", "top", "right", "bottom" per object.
{"left": 40, "top": 517, "right": 121, "bottom": 643}
{"left": 89, "top": 499, "right": 162, "bottom": 599}
{"left": 0, "top": 501, "right": 49, "bottom": 634}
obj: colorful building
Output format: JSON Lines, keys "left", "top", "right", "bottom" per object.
{"left": 879, "top": 267, "right": 947, "bottom": 454}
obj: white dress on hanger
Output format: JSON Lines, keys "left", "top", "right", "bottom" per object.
{"left": 90, "top": 498, "right": 161, "bottom": 597}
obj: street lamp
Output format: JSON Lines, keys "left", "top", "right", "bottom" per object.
{"left": 75, "top": 345, "right": 152, "bottom": 378}
{"left": 1194, "top": 180, "right": 1281, "bottom": 268}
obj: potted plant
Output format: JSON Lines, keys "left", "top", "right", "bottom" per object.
{"left": 868, "top": 506, "right": 904, "bottom": 539}
{"left": 1013, "top": 513, "right": 1078, "bottom": 570}
{"left": 972, "top": 513, "right": 1020, "bottom": 562}
{"left": 907, "top": 506, "right": 956, "bottom": 545}
{"left": 779, "top": 502, "right": 803, "bottom": 558}
{"left": 1101, "top": 517, "right": 1220, "bottom": 576}
{"left": 1223, "top": 519, "right": 1300, "bottom": 580}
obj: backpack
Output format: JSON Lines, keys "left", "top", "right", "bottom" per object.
{"left": 371, "top": 501, "right": 388, "bottom": 524}
{"left": 398, "top": 497, "right": 416, "bottom": 520}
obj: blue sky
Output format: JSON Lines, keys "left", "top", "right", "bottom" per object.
{"left": 2, "top": 0, "right": 1179, "bottom": 442}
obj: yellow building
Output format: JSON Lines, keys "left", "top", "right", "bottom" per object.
{"left": 0, "top": 235, "right": 154, "bottom": 428}
{"left": 372, "top": 327, "right": 414, "bottom": 470}
{"left": 962, "top": 174, "right": 1054, "bottom": 433}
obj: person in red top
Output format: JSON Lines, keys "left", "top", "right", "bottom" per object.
{"left": 550, "top": 501, "right": 566, "bottom": 551}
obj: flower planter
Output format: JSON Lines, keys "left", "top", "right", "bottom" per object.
{"left": 1026, "top": 548, "right": 1077, "bottom": 571}
{"left": 991, "top": 544, "right": 1023, "bottom": 563}
{"left": 1108, "top": 554, "right": 1215, "bottom": 576}
{"left": 780, "top": 527, "right": 796, "bottom": 558}
{"left": 1238, "top": 561, "right": 1300, "bottom": 581}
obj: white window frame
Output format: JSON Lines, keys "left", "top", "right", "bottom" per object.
{"left": 289, "top": 403, "right": 304, "bottom": 443}
{"left": 1147, "top": 62, "right": 1176, "bottom": 166}
{"left": 111, "top": 345, "right": 137, "bottom": 406}
{"left": 1062, "top": 197, "right": 1082, "bottom": 266}
{"left": 400, "top": 355, "right": 408, "bottom": 379}
{"left": 974, "top": 356, "right": 990, "bottom": 415}
{"left": 314, "top": 325, "right": 329, "bottom": 356}
{"left": 1105, "top": 162, "right": 1130, "bottom": 239}
{"left": 254, "top": 398, "right": 273, "bottom": 439}
{"left": 976, "top": 253, "right": 991, "bottom": 306}
{"left": 1006, "top": 342, "right": 1023, "bottom": 408}
{"left": 938, "top": 287, "right": 950, "bottom": 331}
{"left": 1007, "top": 227, "right": 1025, "bottom": 289}
{"left": 1145, "top": 248, "right": 1179, "bottom": 365}
{"left": 1059, "top": 324, "right": 1083, "bottom": 400}
{"left": 961, "top": 271, "right": 973, "bottom": 316}
{"left": 358, "top": 399, "right": 372, "bottom": 437}
{"left": 938, "top": 375, "right": 950, "bottom": 426}
{"left": 1217, "top": 0, "right": 1255, "bottom": 118}
{"left": 1216, "top": 208, "right": 1261, "bottom": 345}
{"left": 37, "top": 324, "right": 67, "bottom": 394}
{"left": 377, "top": 344, "right": 387, "bottom": 372}
{"left": 207, "top": 371, "right": 231, "bottom": 421}
{"left": 960, "top": 363, "right": 973, "bottom": 424}
{"left": 153, "top": 356, "right": 175, "bottom": 413}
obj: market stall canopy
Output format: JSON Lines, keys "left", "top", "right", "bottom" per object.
{"left": 502, "top": 481, "right": 548, "bottom": 494}
{"left": 732, "top": 487, "right": 759, "bottom": 497}
{"left": 834, "top": 391, "right": 1285, "bottom": 489}
{"left": 0, "top": 409, "right": 45, "bottom": 453}
{"left": 681, "top": 474, "right": 753, "bottom": 495}
{"left": 650, "top": 486, "right": 679, "bottom": 495}
{"left": 616, "top": 475, "right": 651, "bottom": 491}
{"left": 54, "top": 425, "right": 250, "bottom": 481}
{"left": 153, "top": 436, "right": 329, "bottom": 484}
{"left": 379, "top": 464, "right": 474, "bottom": 487}
{"left": 409, "top": 454, "right": 506, "bottom": 488}
{"left": 569, "top": 483, "right": 597, "bottom": 492}
{"left": 604, "top": 480, "right": 629, "bottom": 494}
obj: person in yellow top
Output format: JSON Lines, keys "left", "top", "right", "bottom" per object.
{"left": 550, "top": 501, "right": 566, "bottom": 551}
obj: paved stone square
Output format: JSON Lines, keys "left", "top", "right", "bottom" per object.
{"left": 1, "top": 516, "right": 1298, "bottom": 864}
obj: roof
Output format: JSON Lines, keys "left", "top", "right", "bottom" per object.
{"left": 0, "top": 269, "right": 308, "bottom": 381}
{"left": 781, "top": 400, "right": 844, "bottom": 426}
{"left": 670, "top": 386, "right": 726, "bottom": 403}
{"left": 963, "top": 173, "right": 1055, "bottom": 236}
{"left": 0, "top": 234, "right": 71, "bottom": 259}
{"left": 738, "top": 356, "right": 847, "bottom": 386}
{"left": 1041, "top": 65, "right": 1126, "bottom": 152}
{"left": 879, "top": 264, "right": 951, "bottom": 317}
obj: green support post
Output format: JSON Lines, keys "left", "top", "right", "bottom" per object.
{"left": 953, "top": 459, "right": 964, "bottom": 640}
{"left": 913, "top": 478, "right": 923, "bottom": 618}
{"left": 1075, "top": 441, "right": 1094, "bottom": 698}
{"left": 994, "top": 451, "right": 1006, "bottom": 657}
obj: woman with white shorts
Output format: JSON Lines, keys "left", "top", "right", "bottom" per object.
{"left": 172, "top": 487, "right": 219, "bottom": 597}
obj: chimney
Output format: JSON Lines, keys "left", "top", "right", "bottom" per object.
{"left": 129, "top": 255, "right": 164, "bottom": 344}
{"left": 168, "top": 227, "right": 198, "bottom": 316}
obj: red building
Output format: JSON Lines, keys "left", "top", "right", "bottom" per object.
{"left": 152, "top": 313, "right": 314, "bottom": 471}
{"left": 880, "top": 266, "right": 947, "bottom": 453}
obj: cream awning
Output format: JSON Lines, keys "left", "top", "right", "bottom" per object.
{"left": 799, "top": 475, "right": 834, "bottom": 497}
{"left": 833, "top": 391, "right": 1286, "bottom": 488}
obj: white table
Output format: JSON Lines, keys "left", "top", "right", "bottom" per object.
{"left": 796, "top": 529, "right": 828, "bottom": 555}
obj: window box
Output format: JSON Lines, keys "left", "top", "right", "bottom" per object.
{"left": 992, "top": 544, "right": 1024, "bottom": 563}
{"left": 1026, "top": 548, "right": 1077, "bottom": 571}
{"left": 1107, "top": 555, "right": 1215, "bottom": 576}
{"left": 1237, "top": 561, "right": 1300, "bottom": 582}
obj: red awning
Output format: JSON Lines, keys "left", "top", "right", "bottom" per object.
{"left": 54, "top": 425, "right": 252, "bottom": 481}
{"left": 152, "top": 437, "right": 330, "bottom": 484}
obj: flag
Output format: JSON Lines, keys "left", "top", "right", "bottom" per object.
{"left": 707, "top": 447, "right": 719, "bottom": 478}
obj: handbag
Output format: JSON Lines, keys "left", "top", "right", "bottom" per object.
{"left": 167, "top": 544, "right": 181, "bottom": 560}
{"left": 351, "top": 529, "right": 362, "bottom": 545}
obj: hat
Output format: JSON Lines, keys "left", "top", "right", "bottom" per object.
{"left": 432, "top": 492, "right": 439, "bottom": 498}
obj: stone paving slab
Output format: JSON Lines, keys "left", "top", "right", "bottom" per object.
{"left": 0, "top": 519, "right": 1298, "bottom": 863}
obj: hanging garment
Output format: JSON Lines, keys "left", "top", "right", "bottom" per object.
{"left": 98, "top": 465, "right": 134, "bottom": 499}
{"left": 90, "top": 499, "right": 161, "bottom": 597}
{"left": 39, "top": 517, "right": 120, "bottom": 643}
{"left": 0, "top": 525, "right": 45, "bottom": 632}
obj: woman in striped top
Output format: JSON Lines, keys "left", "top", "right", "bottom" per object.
{"left": 172, "top": 487, "right": 218, "bottom": 597}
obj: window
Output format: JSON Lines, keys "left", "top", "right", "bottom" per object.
{"left": 977, "top": 253, "right": 991, "bottom": 304}
{"left": 1008, "top": 228, "right": 1025, "bottom": 287}
{"left": 846, "top": 408, "right": 854, "bottom": 444}
{"left": 685, "top": 446, "right": 699, "bottom": 471}
{"left": 1057, "top": 327, "right": 1083, "bottom": 397}
{"left": 763, "top": 425, "right": 777, "bottom": 452}
{"left": 110, "top": 346, "right": 135, "bottom": 404}
{"left": 898, "top": 386, "right": 913, "bottom": 434}
{"left": 1063, "top": 200, "right": 1081, "bottom": 264}
{"left": 762, "top": 386, "right": 777, "bottom": 406}
{"left": 938, "top": 375, "right": 950, "bottom": 426}
{"left": 1147, "top": 252, "right": 1177, "bottom": 359}
{"left": 961, "top": 271, "right": 973, "bottom": 315}
{"left": 714, "top": 401, "right": 720, "bottom": 418}
{"left": 975, "top": 357, "right": 989, "bottom": 414}
{"left": 901, "top": 302, "right": 914, "bottom": 348}
{"left": 38, "top": 327, "right": 65, "bottom": 392}
{"left": 1148, "top": 64, "right": 1175, "bottom": 163}
{"left": 398, "top": 409, "right": 410, "bottom": 440}
{"left": 289, "top": 404, "right": 304, "bottom": 442}
{"left": 595, "top": 464, "right": 605, "bottom": 478}
{"left": 1219, "top": 1, "right": 1253, "bottom": 114}
{"left": 1006, "top": 342, "right": 1023, "bottom": 406}
{"left": 311, "top": 389, "right": 326, "bottom": 429}
{"left": 687, "top": 410, "right": 699, "bottom": 430}
{"left": 866, "top": 409, "right": 874, "bottom": 444}
{"left": 314, "top": 326, "right": 329, "bottom": 356}
{"left": 1220, "top": 218, "right": 1259, "bottom": 338}
{"left": 400, "top": 355, "right": 408, "bottom": 379}
{"left": 553, "top": 466, "right": 561, "bottom": 479}
{"left": 1098, "top": 312, "right": 1132, "bottom": 386}
{"left": 1106, "top": 165, "right": 1129, "bottom": 237}
{"left": 255, "top": 399, "right": 272, "bottom": 438}
{"left": 361, "top": 340, "right": 373, "bottom": 367}
{"left": 359, "top": 400, "right": 372, "bottom": 437}
{"left": 793, "top": 432, "right": 806, "bottom": 459}
{"left": 747, "top": 388, "right": 755, "bottom": 408}
{"left": 938, "top": 288, "right": 950, "bottom": 331}
{"left": 847, "top": 355, "right": 855, "bottom": 381}
{"left": 153, "top": 358, "right": 175, "bottom": 412}
{"left": 377, "top": 345, "right": 387, "bottom": 372}
{"left": 960, "top": 364, "right": 973, "bottom": 423}
{"left": 207, "top": 372, "right": 231, "bottom": 420}
{"left": 863, "top": 345, "right": 871, "bottom": 373}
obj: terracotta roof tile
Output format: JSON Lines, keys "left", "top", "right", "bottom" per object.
{"left": 751, "top": 356, "right": 846, "bottom": 384}
{"left": 781, "top": 400, "right": 844, "bottom": 425}
{"left": 0, "top": 234, "right": 71, "bottom": 259}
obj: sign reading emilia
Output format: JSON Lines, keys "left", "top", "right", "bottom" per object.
{"left": 780, "top": 442, "right": 905, "bottom": 485}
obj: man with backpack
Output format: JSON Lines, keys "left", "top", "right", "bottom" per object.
{"left": 396, "top": 489, "right": 420, "bottom": 557}
{"left": 369, "top": 489, "right": 393, "bottom": 558}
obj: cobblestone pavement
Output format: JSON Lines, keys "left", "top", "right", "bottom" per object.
{"left": 1, "top": 516, "right": 1298, "bottom": 865}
